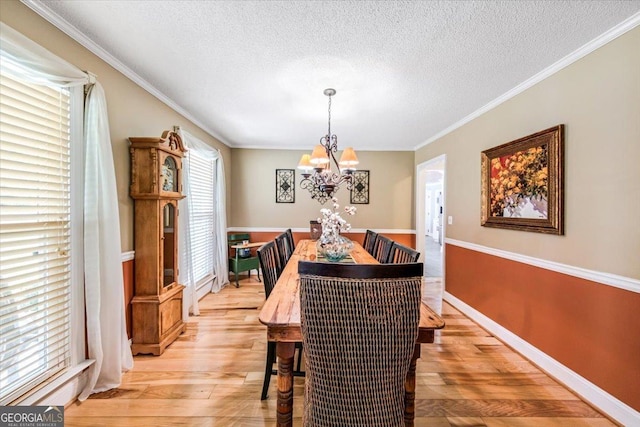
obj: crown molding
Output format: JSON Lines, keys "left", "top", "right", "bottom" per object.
{"left": 21, "top": 0, "right": 232, "bottom": 148}
{"left": 22, "top": 1, "right": 639, "bottom": 154}
{"left": 414, "top": 11, "right": 640, "bottom": 151}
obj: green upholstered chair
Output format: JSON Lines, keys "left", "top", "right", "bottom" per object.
{"left": 228, "top": 233, "right": 261, "bottom": 288}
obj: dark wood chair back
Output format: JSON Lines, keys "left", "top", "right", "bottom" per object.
{"left": 371, "top": 234, "right": 393, "bottom": 263}
{"left": 257, "top": 241, "right": 280, "bottom": 298}
{"left": 274, "top": 232, "right": 291, "bottom": 272}
{"left": 258, "top": 240, "right": 305, "bottom": 400}
{"left": 363, "top": 229, "right": 378, "bottom": 255}
{"left": 387, "top": 242, "right": 420, "bottom": 263}
{"left": 284, "top": 228, "right": 295, "bottom": 253}
{"left": 298, "top": 261, "right": 423, "bottom": 426}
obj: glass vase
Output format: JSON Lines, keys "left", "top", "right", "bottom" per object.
{"left": 316, "top": 234, "right": 353, "bottom": 262}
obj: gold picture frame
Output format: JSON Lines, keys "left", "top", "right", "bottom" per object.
{"left": 481, "top": 125, "right": 564, "bottom": 235}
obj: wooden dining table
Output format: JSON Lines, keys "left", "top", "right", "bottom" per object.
{"left": 258, "top": 239, "right": 445, "bottom": 427}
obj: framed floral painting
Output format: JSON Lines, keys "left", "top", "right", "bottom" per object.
{"left": 481, "top": 125, "right": 564, "bottom": 234}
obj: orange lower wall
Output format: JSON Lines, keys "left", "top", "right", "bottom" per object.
{"left": 446, "top": 243, "right": 640, "bottom": 411}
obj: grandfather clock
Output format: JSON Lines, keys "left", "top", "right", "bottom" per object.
{"left": 129, "top": 130, "right": 187, "bottom": 355}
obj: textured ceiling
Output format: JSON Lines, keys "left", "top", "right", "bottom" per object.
{"left": 33, "top": 1, "right": 640, "bottom": 150}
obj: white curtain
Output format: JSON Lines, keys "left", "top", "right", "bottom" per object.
{"left": 177, "top": 128, "right": 229, "bottom": 305}
{"left": 212, "top": 155, "right": 229, "bottom": 291}
{"left": 177, "top": 131, "right": 199, "bottom": 316}
{"left": 0, "top": 22, "right": 133, "bottom": 400}
{"left": 0, "top": 22, "right": 87, "bottom": 86}
{"left": 80, "top": 82, "right": 133, "bottom": 400}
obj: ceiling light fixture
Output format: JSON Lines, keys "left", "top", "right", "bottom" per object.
{"left": 298, "top": 88, "right": 359, "bottom": 203}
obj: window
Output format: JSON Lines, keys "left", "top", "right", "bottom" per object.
{"left": 188, "top": 150, "right": 216, "bottom": 288}
{"left": 0, "top": 70, "right": 82, "bottom": 404}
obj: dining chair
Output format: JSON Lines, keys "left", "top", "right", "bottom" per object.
{"left": 284, "top": 228, "right": 295, "bottom": 253}
{"left": 362, "top": 229, "right": 378, "bottom": 255}
{"left": 298, "top": 261, "right": 423, "bottom": 427}
{"left": 370, "top": 234, "right": 394, "bottom": 263}
{"left": 387, "top": 241, "right": 420, "bottom": 263}
{"left": 257, "top": 241, "right": 304, "bottom": 400}
{"left": 274, "top": 232, "right": 291, "bottom": 273}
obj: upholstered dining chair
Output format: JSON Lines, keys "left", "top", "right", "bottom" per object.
{"left": 387, "top": 241, "right": 420, "bottom": 263}
{"left": 362, "top": 229, "right": 378, "bottom": 255}
{"left": 257, "top": 241, "right": 304, "bottom": 400}
{"left": 370, "top": 234, "right": 394, "bottom": 263}
{"left": 298, "top": 261, "right": 423, "bottom": 427}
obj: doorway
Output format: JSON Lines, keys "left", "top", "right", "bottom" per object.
{"left": 415, "top": 155, "right": 445, "bottom": 279}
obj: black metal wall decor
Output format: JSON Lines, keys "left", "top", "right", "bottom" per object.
{"left": 350, "top": 170, "right": 370, "bottom": 204}
{"left": 276, "top": 169, "right": 295, "bottom": 203}
{"left": 301, "top": 179, "right": 331, "bottom": 204}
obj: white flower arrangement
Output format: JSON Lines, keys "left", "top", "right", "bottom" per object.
{"left": 318, "top": 197, "right": 357, "bottom": 242}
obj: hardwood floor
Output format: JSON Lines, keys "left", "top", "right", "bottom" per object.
{"left": 64, "top": 276, "right": 617, "bottom": 426}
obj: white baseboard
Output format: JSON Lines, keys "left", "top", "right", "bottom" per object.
{"left": 444, "top": 291, "right": 640, "bottom": 426}
{"left": 18, "top": 359, "right": 93, "bottom": 407}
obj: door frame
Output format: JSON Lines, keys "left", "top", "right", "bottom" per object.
{"left": 415, "top": 154, "right": 446, "bottom": 277}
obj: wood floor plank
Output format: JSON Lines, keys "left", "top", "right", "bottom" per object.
{"left": 419, "top": 384, "right": 580, "bottom": 400}
{"left": 483, "top": 417, "right": 619, "bottom": 426}
{"left": 120, "top": 371, "right": 247, "bottom": 385}
{"left": 62, "top": 277, "right": 617, "bottom": 426}
{"left": 439, "top": 372, "right": 562, "bottom": 386}
{"left": 415, "top": 399, "right": 605, "bottom": 418}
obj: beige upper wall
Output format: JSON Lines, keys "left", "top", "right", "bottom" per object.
{"left": 416, "top": 28, "right": 640, "bottom": 279}
{"left": 6, "top": 0, "right": 637, "bottom": 274}
{"left": 231, "top": 149, "right": 414, "bottom": 230}
{"left": 1, "top": 1, "right": 232, "bottom": 252}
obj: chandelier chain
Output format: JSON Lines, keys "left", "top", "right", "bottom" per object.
{"left": 327, "top": 93, "right": 332, "bottom": 138}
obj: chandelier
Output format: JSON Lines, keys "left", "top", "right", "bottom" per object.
{"left": 298, "top": 88, "right": 359, "bottom": 203}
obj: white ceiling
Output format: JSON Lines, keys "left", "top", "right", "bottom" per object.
{"left": 32, "top": 1, "right": 639, "bottom": 151}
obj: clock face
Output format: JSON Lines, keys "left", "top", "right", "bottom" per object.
{"left": 162, "top": 157, "right": 177, "bottom": 192}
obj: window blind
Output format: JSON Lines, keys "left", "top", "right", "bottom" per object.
{"left": 0, "top": 72, "right": 72, "bottom": 404}
{"left": 188, "top": 152, "right": 215, "bottom": 285}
